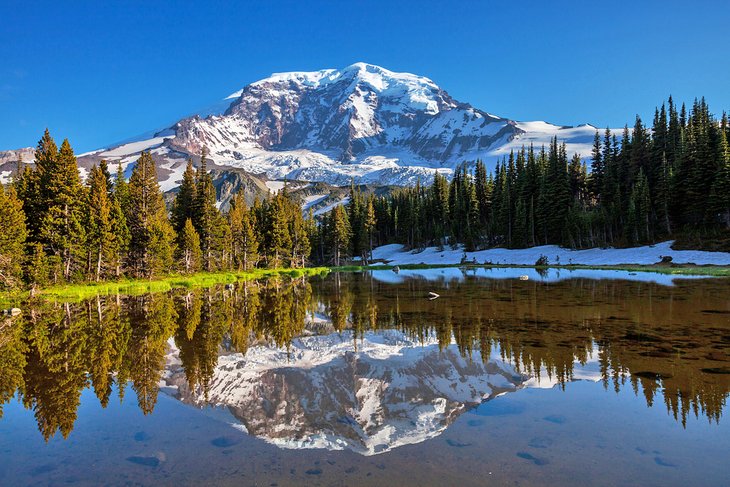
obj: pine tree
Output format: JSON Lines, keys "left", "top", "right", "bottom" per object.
{"left": 126, "top": 152, "right": 176, "bottom": 277}
{"left": 193, "top": 150, "right": 221, "bottom": 271}
{"left": 19, "top": 132, "right": 87, "bottom": 281}
{"left": 228, "top": 192, "right": 259, "bottom": 270}
{"left": 114, "top": 163, "right": 130, "bottom": 215}
{"left": 171, "top": 159, "right": 197, "bottom": 235}
{"left": 179, "top": 219, "right": 202, "bottom": 273}
{"left": 109, "top": 181, "right": 130, "bottom": 278}
{"left": 85, "top": 165, "right": 114, "bottom": 281}
{"left": 328, "top": 204, "right": 351, "bottom": 266}
{"left": 590, "top": 131, "right": 604, "bottom": 201}
{"left": 267, "top": 192, "right": 293, "bottom": 267}
{"left": 0, "top": 185, "right": 27, "bottom": 290}
{"left": 288, "top": 191, "right": 310, "bottom": 268}
{"left": 709, "top": 129, "right": 730, "bottom": 227}
{"left": 363, "top": 197, "right": 377, "bottom": 264}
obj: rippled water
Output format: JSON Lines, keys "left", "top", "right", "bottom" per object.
{"left": 1, "top": 269, "right": 729, "bottom": 486}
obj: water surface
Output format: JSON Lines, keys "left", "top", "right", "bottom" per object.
{"left": 1, "top": 270, "right": 729, "bottom": 486}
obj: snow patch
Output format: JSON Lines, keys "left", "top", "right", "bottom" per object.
{"left": 371, "top": 241, "right": 730, "bottom": 267}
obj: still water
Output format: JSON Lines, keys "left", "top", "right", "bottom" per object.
{"left": 0, "top": 269, "right": 729, "bottom": 486}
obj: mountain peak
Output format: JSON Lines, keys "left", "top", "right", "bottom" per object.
{"left": 26, "top": 64, "right": 620, "bottom": 191}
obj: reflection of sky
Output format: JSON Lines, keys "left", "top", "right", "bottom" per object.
{"left": 2, "top": 361, "right": 729, "bottom": 486}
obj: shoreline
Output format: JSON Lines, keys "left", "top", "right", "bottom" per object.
{"left": 0, "top": 267, "right": 330, "bottom": 304}
{"left": 1, "top": 260, "right": 728, "bottom": 306}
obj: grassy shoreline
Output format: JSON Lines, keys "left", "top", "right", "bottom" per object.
{"left": 2, "top": 267, "right": 330, "bottom": 304}
{"left": 1, "top": 262, "right": 729, "bottom": 305}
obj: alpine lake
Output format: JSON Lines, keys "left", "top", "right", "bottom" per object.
{"left": 0, "top": 268, "right": 729, "bottom": 486}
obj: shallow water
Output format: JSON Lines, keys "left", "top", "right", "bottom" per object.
{"left": 1, "top": 269, "right": 729, "bottom": 486}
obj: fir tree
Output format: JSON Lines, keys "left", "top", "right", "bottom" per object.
{"left": 328, "top": 204, "right": 351, "bottom": 266}
{"left": 125, "top": 152, "right": 176, "bottom": 278}
{"left": 179, "top": 219, "right": 202, "bottom": 273}
{"left": 19, "top": 132, "right": 87, "bottom": 281}
{"left": 0, "top": 185, "right": 27, "bottom": 290}
{"left": 193, "top": 150, "right": 220, "bottom": 271}
{"left": 363, "top": 197, "right": 377, "bottom": 264}
{"left": 228, "top": 192, "right": 259, "bottom": 270}
{"left": 171, "top": 159, "right": 197, "bottom": 235}
{"left": 85, "top": 165, "right": 114, "bottom": 281}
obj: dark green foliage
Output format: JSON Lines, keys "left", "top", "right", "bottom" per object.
{"left": 0, "top": 185, "right": 27, "bottom": 289}
{"left": 125, "top": 152, "right": 176, "bottom": 278}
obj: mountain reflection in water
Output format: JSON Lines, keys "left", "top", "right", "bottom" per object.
{"left": 1, "top": 270, "right": 729, "bottom": 452}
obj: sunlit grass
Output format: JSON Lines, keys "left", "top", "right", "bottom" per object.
{"left": 35, "top": 267, "right": 330, "bottom": 301}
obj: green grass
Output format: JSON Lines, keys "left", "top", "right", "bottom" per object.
{"left": 33, "top": 267, "right": 330, "bottom": 301}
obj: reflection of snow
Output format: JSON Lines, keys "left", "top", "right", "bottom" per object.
{"left": 164, "top": 330, "right": 525, "bottom": 455}
{"left": 370, "top": 266, "right": 710, "bottom": 287}
{"left": 163, "top": 327, "right": 613, "bottom": 456}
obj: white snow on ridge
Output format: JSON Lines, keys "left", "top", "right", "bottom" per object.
{"left": 265, "top": 180, "right": 287, "bottom": 194}
{"left": 302, "top": 194, "right": 328, "bottom": 210}
{"left": 313, "top": 197, "right": 350, "bottom": 216}
{"left": 99, "top": 135, "right": 174, "bottom": 158}
{"left": 371, "top": 241, "right": 730, "bottom": 267}
{"left": 487, "top": 121, "right": 613, "bottom": 160}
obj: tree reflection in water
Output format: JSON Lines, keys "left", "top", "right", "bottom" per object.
{"left": 1, "top": 272, "right": 729, "bottom": 440}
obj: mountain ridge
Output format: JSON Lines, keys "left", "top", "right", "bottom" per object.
{"left": 1, "top": 63, "right": 617, "bottom": 189}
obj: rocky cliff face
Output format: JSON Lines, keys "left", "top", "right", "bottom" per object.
{"left": 170, "top": 63, "right": 517, "bottom": 166}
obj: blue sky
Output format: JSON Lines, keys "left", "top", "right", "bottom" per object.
{"left": 1, "top": 0, "right": 729, "bottom": 152}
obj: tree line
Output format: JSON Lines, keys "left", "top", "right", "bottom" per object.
{"left": 1, "top": 96, "right": 728, "bottom": 290}
{"left": 360, "top": 96, "right": 730, "bottom": 254}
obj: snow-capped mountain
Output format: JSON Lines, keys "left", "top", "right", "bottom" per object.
{"left": 1, "top": 63, "right": 613, "bottom": 188}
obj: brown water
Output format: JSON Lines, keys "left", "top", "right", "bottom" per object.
{"left": 0, "top": 269, "right": 729, "bottom": 486}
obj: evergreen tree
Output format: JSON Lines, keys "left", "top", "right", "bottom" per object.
{"left": 193, "top": 150, "right": 221, "bottom": 271}
{"left": 18, "top": 132, "right": 87, "bottom": 281}
{"left": 85, "top": 165, "right": 114, "bottom": 281}
{"left": 228, "top": 192, "right": 259, "bottom": 270}
{"left": 363, "top": 197, "right": 377, "bottom": 264}
{"left": 0, "top": 185, "right": 27, "bottom": 290}
{"left": 327, "top": 204, "right": 351, "bottom": 266}
{"left": 267, "top": 191, "right": 293, "bottom": 267}
{"left": 171, "top": 159, "right": 197, "bottom": 235}
{"left": 178, "top": 219, "right": 202, "bottom": 273}
{"left": 125, "top": 152, "right": 176, "bottom": 277}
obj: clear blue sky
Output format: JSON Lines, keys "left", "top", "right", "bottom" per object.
{"left": 2, "top": 0, "right": 729, "bottom": 152}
